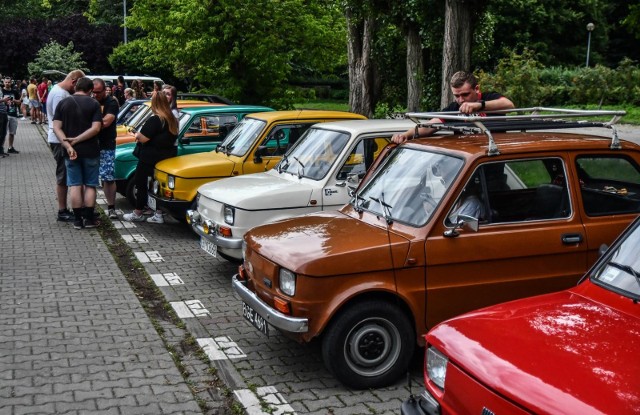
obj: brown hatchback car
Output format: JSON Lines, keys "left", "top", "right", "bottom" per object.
{"left": 232, "top": 109, "right": 640, "bottom": 389}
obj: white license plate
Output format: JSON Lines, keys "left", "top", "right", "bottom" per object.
{"left": 200, "top": 237, "right": 217, "bottom": 258}
{"left": 242, "top": 302, "right": 269, "bottom": 336}
{"left": 147, "top": 195, "right": 156, "bottom": 210}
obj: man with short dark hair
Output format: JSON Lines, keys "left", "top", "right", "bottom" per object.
{"left": 1, "top": 76, "right": 20, "bottom": 155}
{"left": 93, "top": 78, "right": 120, "bottom": 218}
{"left": 392, "top": 71, "right": 515, "bottom": 143}
{"left": 47, "top": 69, "right": 86, "bottom": 221}
{"left": 53, "top": 77, "right": 103, "bottom": 229}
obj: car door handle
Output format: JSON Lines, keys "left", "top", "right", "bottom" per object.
{"left": 562, "top": 233, "right": 583, "bottom": 244}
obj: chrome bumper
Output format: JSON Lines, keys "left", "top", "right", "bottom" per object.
{"left": 232, "top": 274, "right": 309, "bottom": 333}
{"left": 191, "top": 222, "right": 243, "bottom": 250}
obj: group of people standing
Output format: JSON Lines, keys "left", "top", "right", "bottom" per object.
{"left": 48, "top": 70, "right": 178, "bottom": 229}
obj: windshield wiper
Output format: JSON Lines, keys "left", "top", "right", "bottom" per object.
{"left": 370, "top": 193, "right": 393, "bottom": 224}
{"left": 352, "top": 190, "right": 366, "bottom": 213}
{"left": 293, "top": 156, "right": 305, "bottom": 179}
{"left": 608, "top": 261, "right": 640, "bottom": 292}
{"left": 278, "top": 154, "right": 289, "bottom": 173}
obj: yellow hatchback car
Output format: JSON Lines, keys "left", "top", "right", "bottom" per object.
{"left": 148, "top": 110, "right": 366, "bottom": 220}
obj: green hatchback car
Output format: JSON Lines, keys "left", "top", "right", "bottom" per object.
{"left": 115, "top": 105, "right": 273, "bottom": 205}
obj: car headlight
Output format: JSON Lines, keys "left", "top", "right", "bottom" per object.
{"left": 167, "top": 175, "right": 175, "bottom": 189}
{"left": 279, "top": 268, "right": 296, "bottom": 296}
{"left": 224, "top": 205, "right": 235, "bottom": 225}
{"left": 426, "top": 347, "right": 448, "bottom": 390}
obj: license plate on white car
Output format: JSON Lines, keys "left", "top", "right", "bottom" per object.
{"left": 242, "top": 302, "right": 269, "bottom": 336}
{"left": 147, "top": 195, "right": 156, "bottom": 210}
{"left": 200, "top": 237, "right": 217, "bottom": 258}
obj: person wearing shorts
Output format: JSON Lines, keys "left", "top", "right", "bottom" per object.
{"left": 27, "top": 78, "right": 40, "bottom": 124}
{"left": 53, "top": 77, "right": 102, "bottom": 229}
{"left": 47, "top": 70, "right": 86, "bottom": 221}
{"left": 93, "top": 78, "right": 119, "bottom": 219}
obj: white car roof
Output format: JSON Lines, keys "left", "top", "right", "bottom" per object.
{"left": 311, "top": 118, "right": 416, "bottom": 135}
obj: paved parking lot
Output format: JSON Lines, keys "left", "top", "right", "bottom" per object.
{"left": 2, "top": 120, "right": 638, "bottom": 414}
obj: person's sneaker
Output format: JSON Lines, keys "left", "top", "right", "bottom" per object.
{"left": 73, "top": 219, "right": 84, "bottom": 229}
{"left": 123, "top": 211, "right": 145, "bottom": 222}
{"left": 146, "top": 212, "right": 164, "bottom": 224}
{"left": 84, "top": 217, "right": 99, "bottom": 228}
{"left": 108, "top": 209, "right": 118, "bottom": 219}
{"left": 7, "top": 147, "right": 19, "bottom": 154}
{"left": 20, "top": 117, "right": 26, "bottom": 121}
{"left": 30, "top": 121, "right": 36, "bottom": 124}
{"left": 57, "top": 209, "right": 75, "bottom": 222}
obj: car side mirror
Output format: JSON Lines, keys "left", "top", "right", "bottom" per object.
{"left": 254, "top": 145, "right": 266, "bottom": 163}
{"left": 444, "top": 214, "right": 479, "bottom": 237}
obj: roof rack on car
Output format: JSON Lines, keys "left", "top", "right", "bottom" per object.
{"left": 406, "top": 107, "right": 626, "bottom": 156}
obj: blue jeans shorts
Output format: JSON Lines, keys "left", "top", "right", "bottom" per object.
{"left": 66, "top": 157, "right": 100, "bottom": 187}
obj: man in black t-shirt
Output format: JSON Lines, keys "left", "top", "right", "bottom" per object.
{"left": 392, "top": 71, "right": 515, "bottom": 143}
{"left": 93, "top": 78, "right": 120, "bottom": 218}
{"left": 1, "top": 76, "right": 21, "bottom": 155}
{"left": 53, "top": 77, "right": 103, "bottom": 229}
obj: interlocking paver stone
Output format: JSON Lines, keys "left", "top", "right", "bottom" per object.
{"left": 0, "top": 122, "right": 208, "bottom": 414}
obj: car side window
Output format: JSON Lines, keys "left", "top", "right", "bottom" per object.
{"left": 576, "top": 156, "right": 640, "bottom": 216}
{"left": 337, "top": 137, "right": 389, "bottom": 181}
{"left": 449, "top": 158, "right": 572, "bottom": 226}
{"left": 261, "top": 124, "right": 312, "bottom": 157}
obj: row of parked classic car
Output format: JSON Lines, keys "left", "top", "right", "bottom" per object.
{"left": 115, "top": 101, "right": 640, "bottom": 414}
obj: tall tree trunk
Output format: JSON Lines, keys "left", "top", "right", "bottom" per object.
{"left": 441, "top": 0, "right": 472, "bottom": 108}
{"left": 346, "top": 10, "right": 375, "bottom": 118}
{"left": 406, "top": 26, "right": 423, "bottom": 112}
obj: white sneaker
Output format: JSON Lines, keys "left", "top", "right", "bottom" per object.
{"left": 20, "top": 117, "right": 26, "bottom": 121}
{"left": 108, "top": 209, "right": 118, "bottom": 219}
{"left": 123, "top": 211, "right": 145, "bottom": 222}
{"left": 146, "top": 212, "right": 164, "bottom": 224}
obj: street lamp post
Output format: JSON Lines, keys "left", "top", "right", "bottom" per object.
{"left": 123, "top": 0, "right": 128, "bottom": 44}
{"left": 586, "top": 22, "right": 595, "bottom": 67}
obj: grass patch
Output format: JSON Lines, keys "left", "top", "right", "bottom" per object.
{"left": 95, "top": 210, "right": 238, "bottom": 414}
{"left": 294, "top": 100, "right": 349, "bottom": 112}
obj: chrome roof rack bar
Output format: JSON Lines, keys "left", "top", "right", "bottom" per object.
{"left": 405, "top": 107, "right": 627, "bottom": 154}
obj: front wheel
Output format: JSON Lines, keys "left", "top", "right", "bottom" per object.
{"left": 321, "top": 300, "right": 415, "bottom": 389}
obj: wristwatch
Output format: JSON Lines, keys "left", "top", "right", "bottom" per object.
{"left": 479, "top": 100, "right": 486, "bottom": 110}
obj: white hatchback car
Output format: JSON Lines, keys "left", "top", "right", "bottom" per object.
{"left": 188, "top": 119, "right": 416, "bottom": 262}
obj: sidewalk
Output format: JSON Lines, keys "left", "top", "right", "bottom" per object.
{"left": 0, "top": 121, "right": 207, "bottom": 414}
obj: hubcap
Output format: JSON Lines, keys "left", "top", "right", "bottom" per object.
{"left": 344, "top": 317, "right": 401, "bottom": 377}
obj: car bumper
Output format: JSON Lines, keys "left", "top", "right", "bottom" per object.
{"left": 232, "top": 274, "right": 309, "bottom": 333}
{"left": 149, "top": 194, "right": 191, "bottom": 216}
{"left": 401, "top": 391, "right": 441, "bottom": 415}
{"left": 191, "top": 222, "right": 243, "bottom": 251}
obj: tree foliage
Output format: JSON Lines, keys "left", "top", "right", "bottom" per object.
{"left": 27, "top": 41, "right": 89, "bottom": 77}
{"left": 113, "top": 0, "right": 347, "bottom": 107}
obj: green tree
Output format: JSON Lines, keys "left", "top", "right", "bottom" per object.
{"left": 112, "top": 0, "right": 347, "bottom": 107}
{"left": 27, "top": 41, "right": 89, "bottom": 76}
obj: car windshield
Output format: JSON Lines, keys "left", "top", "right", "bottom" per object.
{"left": 177, "top": 112, "right": 193, "bottom": 132}
{"left": 277, "top": 129, "right": 349, "bottom": 180}
{"left": 125, "top": 105, "right": 151, "bottom": 129}
{"left": 353, "top": 147, "right": 463, "bottom": 226}
{"left": 591, "top": 220, "right": 640, "bottom": 299}
{"left": 216, "top": 118, "right": 266, "bottom": 156}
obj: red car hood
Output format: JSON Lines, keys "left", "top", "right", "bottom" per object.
{"left": 245, "top": 210, "right": 410, "bottom": 277}
{"left": 428, "top": 283, "right": 640, "bottom": 415}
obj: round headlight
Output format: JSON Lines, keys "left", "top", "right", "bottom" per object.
{"left": 203, "top": 220, "right": 213, "bottom": 235}
{"left": 279, "top": 268, "right": 296, "bottom": 296}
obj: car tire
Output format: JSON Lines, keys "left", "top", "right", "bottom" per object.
{"left": 321, "top": 300, "right": 415, "bottom": 389}
{"left": 125, "top": 178, "right": 137, "bottom": 207}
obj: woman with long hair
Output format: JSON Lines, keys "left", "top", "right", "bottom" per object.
{"left": 123, "top": 91, "right": 178, "bottom": 223}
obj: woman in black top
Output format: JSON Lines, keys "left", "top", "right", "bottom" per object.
{"left": 123, "top": 91, "right": 178, "bottom": 222}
